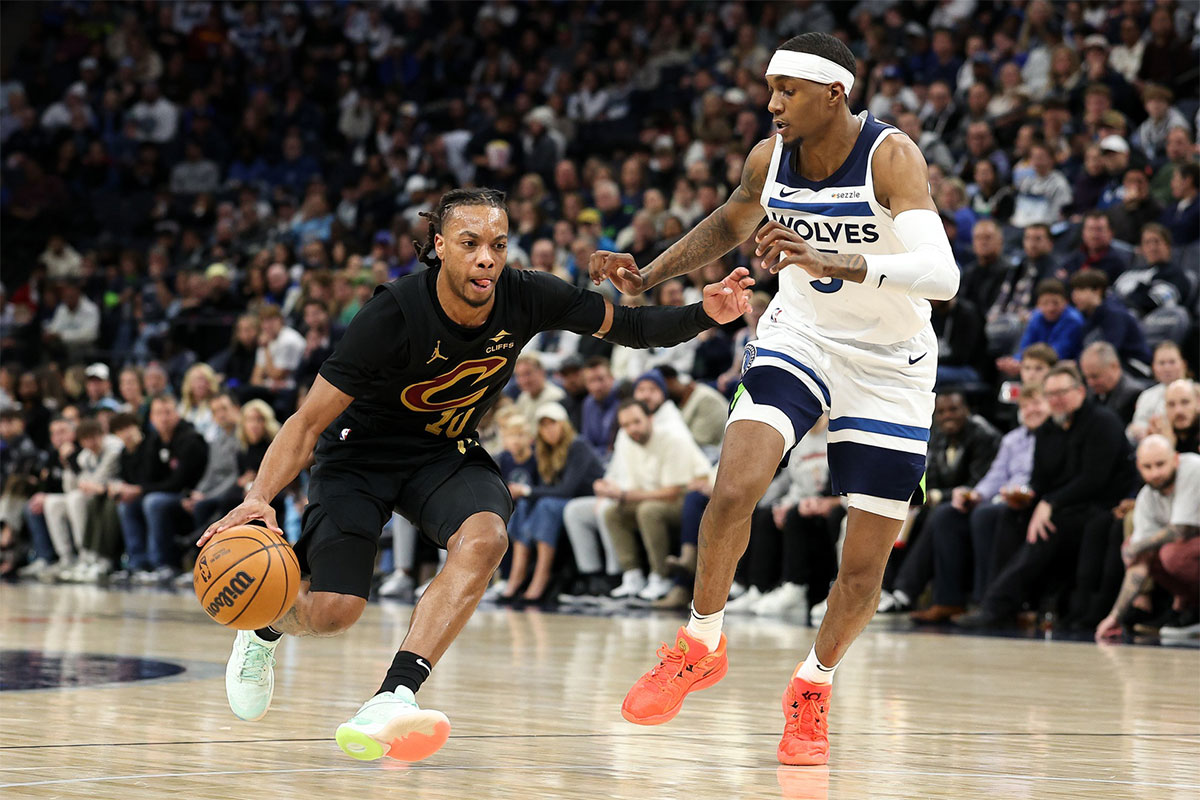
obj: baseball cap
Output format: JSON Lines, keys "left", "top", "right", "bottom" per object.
{"left": 205, "top": 262, "right": 231, "bottom": 280}
{"left": 536, "top": 403, "right": 570, "bottom": 423}
{"left": 1083, "top": 34, "right": 1110, "bottom": 51}
{"left": 1099, "top": 135, "right": 1129, "bottom": 154}
{"left": 577, "top": 208, "right": 602, "bottom": 225}
{"left": 85, "top": 363, "right": 110, "bottom": 381}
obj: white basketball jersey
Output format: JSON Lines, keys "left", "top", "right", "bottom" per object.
{"left": 758, "top": 111, "right": 931, "bottom": 346}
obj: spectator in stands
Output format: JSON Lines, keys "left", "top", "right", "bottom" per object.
{"left": 1113, "top": 223, "right": 1193, "bottom": 316}
{"left": 1010, "top": 141, "right": 1072, "bottom": 228}
{"left": 910, "top": 386, "right": 1050, "bottom": 623}
{"left": 1150, "top": 127, "right": 1195, "bottom": 207}
{"left": 1130, "top": 342, "right": 1190, "bottom": 443}
{"left": 579, "top": 356, "right": 620, "bottom": 456}
{"left": 931, "top": 293, "right": 985, "bottom": 387}
{"left": 43, "top": 281, "right": 100, "bottom": 362}
{"left": 657, "top": 364, "right": 728, "bottom": 451}
{"left": 1095, "top": 435, "right": 1199, "bottom": 641}
{"left": 82, "top": 363, "right": 121, "bottom": 415}
{"left": 957, "top": 364, "right": 1136, "bottom": 628}
{"left": 998, "top": 279, "right": 1084, "bottom": 377}
{"left": 1059, "top": 211, "right": 1130, "bottom": 283}
{"left": 115, "top": 394, "right": 207, "bottom": 583}
{"left": 960, "top": 219, "right": 1009, "bottom": 315}
{"left": 553, "top": 357, "right": 588, "bottom": 432}
{"left": 884, "top": 391, "right": 1000, "bottom": 615}
{"left": 631, "top": 370, "right": 687, "bottom": 433}
{"left": 1079, "top": 342, "right": 1148, "bottom": 425}
{"left": 513, "top": 354, "right": 566, "bottom": 427}
{"left": 1108, "top": 169, "right": 1163, "bottom": 245}
{"left": 1156, "top": 379, "right": 1200, "bottom": 454}
{"left": 179, "top": 363, "right": 220, "bottom": 441}
{"left": 21, "top": 417, "right": 75, "bottom": 578}
{"left": 48, "top": 418, "right": 122, "bottom": 582}
{"left": 179, "top": 391, "right": 240, "bottom": 552}
{"left": 115, "top": 366, "right": 147, "bottom": 422}
{"left": 251, "top": 305, "right": 305, "bottom": 404}
{"left": 212, "top": 314, "right": 260, "bottom": 396}
{"left": 503, "top": 403, "right": 603, "bottom": 605}
{"left": 600, "top": 399, "right": 712, "bottom": 603}
{"left": 1069, "top": 269, "right": 1151, "bottom": 372}
{"left": 1161, "top": 162, "right": 1199, "bottom": 246}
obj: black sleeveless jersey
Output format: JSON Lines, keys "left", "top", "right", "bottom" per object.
{"left": 315, "top": 266, "right": 606, "bottom": 468}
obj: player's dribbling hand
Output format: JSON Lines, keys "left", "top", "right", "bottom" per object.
{"left": 588, "top": 251, "right": 644, "bottom": 294}
{"left": 754, "top": 221, "right": 825, "bottom": 278}
{"left": 198, "top": 498, "right": 281, "bottom": 548}
{"left": 701, "top": 267, "right": 755, "bottom": 324}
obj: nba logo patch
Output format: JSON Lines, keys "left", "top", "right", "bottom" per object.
{"left": 741, "top": 344, "right": 756, "bottom": 375}
{"left": 770, "top": 307, "right": 783, "bottom": 323}
{"left": 340, "top": 428, "right": 351, "bottom": 441}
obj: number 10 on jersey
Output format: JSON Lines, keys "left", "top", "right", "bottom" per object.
{"left": 425, "top": 407, "right": 474, "bottom": 438}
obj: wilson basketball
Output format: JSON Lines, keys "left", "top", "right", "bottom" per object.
{"left": 193, "top": 525, "right": 301, "bottom": 630}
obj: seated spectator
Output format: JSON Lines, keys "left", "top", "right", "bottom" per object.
{"left": 1113, "top": 224, "right": 1193, "bottom": 316}
{"left": 1095, "top": 436, "right": 1199, "bottom": 641}
{"left": 47, "top": 418, "right": 123, "bottom": 582}
{"left": 579, "top": 356, "right": 620, "bottom": 456}
{"left": 1132, "top": 85, "right": 1190, "bottom": 162}
{"left": 1010, "top": 141, "right": 1072, "bottom": 228}
{"left": 957, "top": 364, "right": 1136, "bottom": 628}
{"left": 113, "top": 394, "right": 207, "bottom": 583}
{"left": 1057, "top": 211, "right": 1131, "bottom": 283}
{"left": 599, "top": 399, "right": 713, "bottom": 603}
{"left": 984, "top": 224, "right": 1058, "bottom": 335}
{"left": 631, "top": 370, "right": 687, "bottom": 433}
{"left": 179, "top": 391, "right": 241, "bottom": 553}
{"left": 512, "top": 354, "right": 566, "bottom": 428}
{"left": 1154, "top": 379, "right": 1200, "bottom": 454}
{"left": 20, "top": 417, "right": 74, "bottom": 578}
{"left": 180, "top": 363, "right": 220, "bottom": 441}
{"left": 295, "top": 299, "right": 339, "bottom": 391}
{"left": 503, "top": 403, "right": 603, "bottom": 604}
{"left": 0, "top": 410, "right": 45, "bottom": 577}
{"left": 82, "top": 363, "right": 122, "bottom": 415}
{"left": 42, "top": 281, "right": 100, "bottom": 362}
{"left": 1080, "top": 342, "right": 1149, "bottom": 426}
{"left": 960, "top": 219, "right": 1011, "bottom": 315}
{"left": 251, "top": 305, "right": 306, "bottom": 411}
{"left": 657, "top": 364, "right": 728, "bottom": 451}
{"left": 1129, "top": 341, "right": 1190, "bottom": 442}
{"left": 931, "top": 294, "right": 986, "bottom": 387}
{"left": 1160, "top": 162, "right": 1199, "bottom": 247}
{"left": 211, "top": 314, "right": 260, "bottom": 396}
{"left": 997, "top": 279, "right": 1084, "bottom": 377}
{"left": 910, "top": 385, "right": 1049, "bottom": 623}
{"left": 1069, "top": 269, "right": 1151, "bottom": 373}
{"left": 553, "top": 357, "right": 587, "bottom": 431}
{"left": 116, "top": 366, "right": 148, "bottom": 423}
{"left": 1107, "top": 169, "right": 1163, "bottom": 245}
{"left": 884, "top": 391, "right": 1001, "bottom": 615}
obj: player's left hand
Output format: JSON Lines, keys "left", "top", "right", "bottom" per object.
{"left": 754, "top": 221, "right": 827, "bottom": 278}
{"left": 701, "top": 267, "right": 755, "bottom": 324}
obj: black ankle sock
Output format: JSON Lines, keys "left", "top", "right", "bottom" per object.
{"left": 377, "top": 650, "right": 432, "bottom": 695}
{"left": 254, "top": 626, "right": 283, "bottom": 642}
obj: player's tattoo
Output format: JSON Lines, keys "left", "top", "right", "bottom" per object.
{"left": 640, "top": 145, "right": 768, "bottom": 289}
{"left": 819, "top": 253, "right": 869, "bottom": 284}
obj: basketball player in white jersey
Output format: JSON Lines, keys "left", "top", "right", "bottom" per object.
{"left": 592, "top": 33, "right": 959, "bottom": 765}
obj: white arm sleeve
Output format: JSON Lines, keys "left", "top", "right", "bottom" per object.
{"left": 861, "top": 208, "right": 961, "bottom": 301}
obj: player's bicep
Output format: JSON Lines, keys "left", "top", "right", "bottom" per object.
{"left": 526, "top": 270, "right": 608, "bottom": 335}
{"left": 873, "top": 135, "right": 938, "bottom": 216}
{"left": 722, "top": 138, "right": 773, "bottom": 234}
{"left": 296, "top": 375, "right": 355, "bottom": 433}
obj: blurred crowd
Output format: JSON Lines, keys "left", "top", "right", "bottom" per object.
{"left": 1, "top": 0, "right": 1197, "bottom": 639}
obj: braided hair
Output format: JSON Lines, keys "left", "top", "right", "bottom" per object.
{"left": 415, "top": 188, "right": 509, "bottom": 269}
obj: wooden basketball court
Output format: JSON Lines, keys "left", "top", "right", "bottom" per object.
{"left": 2, "top": 582, "right": 1197, "bottom": 799}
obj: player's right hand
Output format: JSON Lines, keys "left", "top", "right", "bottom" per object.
{"left": 588, "top": 251, "right": 644, "bottom": 294}
{"left": 198, "top": 498, "right": 281, "bottom": 548}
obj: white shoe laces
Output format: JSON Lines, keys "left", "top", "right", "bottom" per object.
{"left": 238, "top": 641, "right": 276, "bottom": 683}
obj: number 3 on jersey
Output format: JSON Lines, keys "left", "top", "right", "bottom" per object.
{"left": 809, "top": 246, "right": 843, "bottom": 294}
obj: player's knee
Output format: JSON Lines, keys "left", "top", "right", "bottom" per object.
{"left": 457, "top": 520, "right": 509, "bottom": 566}
{"left": 835, "top": 567, "right": 882, "bottom": 603}
{"left": 308, "top": 595, "right": 365, "bottom": 635}
{"left": 708, "top": 477, "right": 759, "bottom": 521}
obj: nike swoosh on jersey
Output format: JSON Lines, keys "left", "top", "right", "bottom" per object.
{"left": 877, "top": 273, "right": 887, "bottom": 288}
{"left": 908, "top": 353, "right": 927, "bottom": 364}
{"left": 778, "top": 187, "right": 802, "bottom": 198}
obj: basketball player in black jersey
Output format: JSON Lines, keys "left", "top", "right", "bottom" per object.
{"left": 198, "top": 188, "right": 754, "bottom": 763}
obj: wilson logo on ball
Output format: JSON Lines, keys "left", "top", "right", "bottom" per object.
{"left": 205, "top": 570, "right": 257, "bottom": 618}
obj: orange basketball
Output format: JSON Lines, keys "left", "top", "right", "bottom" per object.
{"left": 193, "top": 525, "right": 301, "bottom": 630}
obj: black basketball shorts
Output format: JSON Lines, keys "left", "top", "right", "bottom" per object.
{"left": 295, "top": 445, "right": 513, "bottom": 599}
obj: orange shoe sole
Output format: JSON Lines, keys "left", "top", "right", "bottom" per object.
{"left": 620, "top": 658, "right": 729, "bottom": 726}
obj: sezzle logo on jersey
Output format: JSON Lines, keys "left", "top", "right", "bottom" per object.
{"left": 768, "top": 212, "right": 879, "bottom": 246}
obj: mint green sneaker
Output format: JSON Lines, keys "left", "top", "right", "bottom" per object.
{"left": 335, "top": 688, "right": 451, "bottom": 762}
{"left": 225, "top": 630, "right": 279, "bottom": 721}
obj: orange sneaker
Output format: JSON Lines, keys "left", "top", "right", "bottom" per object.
{"left": 621, "top": 627, "right": 728, "bottom": 725}
{"left": 778, "top": 675, "right": 831, "bottom": 766}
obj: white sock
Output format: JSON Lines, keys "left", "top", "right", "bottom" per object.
{"left": 685, "top": 603, "right": 724, "bottom": 651}
{"left": 795, "top": 645, "right": 837, "bottom": 684}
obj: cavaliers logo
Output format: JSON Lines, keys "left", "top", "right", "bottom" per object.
{"left": 401, "top": 357, "right": 508, "bottom": 412}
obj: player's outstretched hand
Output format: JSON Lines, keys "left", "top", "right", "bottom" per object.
{"left": 197, "top": 498, "right": 281, "bottom": 548}
{"left": 702, "top": 267, "right": 755, "bottom": 325}
{"left": 588, "top": 251, "right": 644, "bottom": 294}
{"left": 755, "top": 220, "right": 825, "bottom": 278}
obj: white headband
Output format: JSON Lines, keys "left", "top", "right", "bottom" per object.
{"left": 766, "top": 50, "right": 855, "bottom": 96}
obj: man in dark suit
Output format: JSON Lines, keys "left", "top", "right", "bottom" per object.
{"left": 1080, "top": 341, "right": 1149, "bottom": 424}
